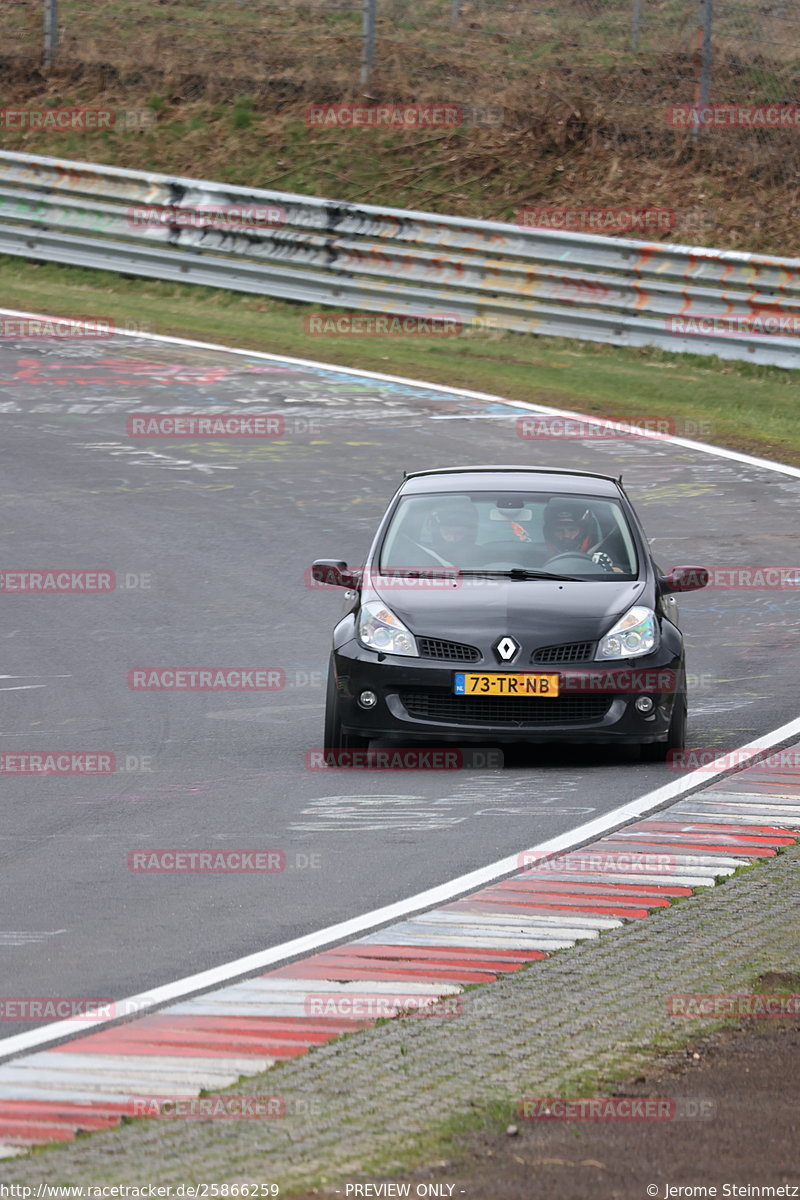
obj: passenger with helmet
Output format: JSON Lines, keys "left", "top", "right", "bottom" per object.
{"left": 425, "top": 497, "right": 481, "bottom": 566}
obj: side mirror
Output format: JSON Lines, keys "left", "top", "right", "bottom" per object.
{"left": 311, "top": 559, "right": 361, "bottom": 589}
{"left": 661, "top": 565, "right": 709, "bottom": 593}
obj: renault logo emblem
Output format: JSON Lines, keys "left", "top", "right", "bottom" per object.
{"left": 495, "top": 635, "right": 520, "bottom": 663}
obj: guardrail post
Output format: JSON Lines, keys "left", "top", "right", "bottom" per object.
{"left": 693, "top": 0, "right": 713, "bottom": 140}
{"left": 43, "top": 0, "right": 58, "bottom": 68}
{"left": 699, "top": 0, "right": 713, "bottom": 106}
{"left": 360, "top": 0, "right": 377, "bottom": 85}
{"left": 630, "top": 0, "right": 642, "bottom": 51}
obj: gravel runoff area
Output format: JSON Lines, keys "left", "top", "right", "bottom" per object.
{"left": 1, "top": 845, "right": 798, "bottom": 1192}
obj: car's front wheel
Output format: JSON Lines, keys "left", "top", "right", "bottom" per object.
{"left": 640, "top": 691, "right": 687, "bottom": 763}
{"left": 323, "top": 658, "right": 370, "bottom": 762}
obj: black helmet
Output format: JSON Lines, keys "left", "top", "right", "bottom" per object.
{"left": 542, "top": 498, "right": 596, "bottom": 554}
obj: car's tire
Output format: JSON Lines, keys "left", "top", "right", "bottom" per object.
{"left": 640, "top": 692, "right": 687, "bottom": 763}
{"left": 323, "top": 659, "right": 370, "bottom": 763}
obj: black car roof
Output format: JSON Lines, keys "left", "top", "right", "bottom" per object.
{"left": 401, "top": 466, "right": 623, "bottom": 497}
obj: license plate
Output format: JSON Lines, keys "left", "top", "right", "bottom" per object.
{"left": 454, "top": 672, "right": 560, "bottom": 697}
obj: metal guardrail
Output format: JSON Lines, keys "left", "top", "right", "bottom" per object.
{"left": 0, "top": 150, "right": 799, "bottom": 367}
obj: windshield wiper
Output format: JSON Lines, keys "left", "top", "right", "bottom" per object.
{"left": 376, "top": 567, "right": 459, "bottom": 578}
{"left": 458, "top": 568, "right": 582, "bottom": 582}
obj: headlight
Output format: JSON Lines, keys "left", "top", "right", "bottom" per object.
{"left": 596, "top": 605, "right": 658, "bottom": 660}
{"left": 358, "top": 600, "right": 418, "bottom": 657}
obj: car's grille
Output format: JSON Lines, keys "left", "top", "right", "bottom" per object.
{"left": 531, "top": 641, "right": 594, "bottom": 665}
{"left": 400, "top": 691, "right": 611, "bottom": 726}
{"left": 417, "top": 637, "right": 481, "bottom": 663}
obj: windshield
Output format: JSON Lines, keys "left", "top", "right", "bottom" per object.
{"left": 378, "top": 491, "right": 639, "bottom": 579}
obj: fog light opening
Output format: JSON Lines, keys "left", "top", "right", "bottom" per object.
{"left": 635, "top": 695, "right": 655, "bottom": 714}
{"left": 358, "top": 690, "right": 378, "bottom": 710}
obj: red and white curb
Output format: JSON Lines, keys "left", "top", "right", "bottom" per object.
{"left": 0, "top": 750, "right": 798, "bottom": 1155}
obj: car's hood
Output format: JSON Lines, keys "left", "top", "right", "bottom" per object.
{"left": 367, "top": 576, "right": 649, "bottom": 646}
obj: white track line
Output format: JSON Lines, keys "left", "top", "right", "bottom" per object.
{"left": 0, "top": 308, "right": 798, "bottom": 1064}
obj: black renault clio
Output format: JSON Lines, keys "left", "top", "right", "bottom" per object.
{"left": 311, "top": 466, "right": 708, "bottom": 761}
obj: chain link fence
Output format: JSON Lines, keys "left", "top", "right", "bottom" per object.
{"left": 0, "top": 1, "right": 798, "bottom": 154}
{"left": 1, "top": 2, "right": 797, "bottom": 84}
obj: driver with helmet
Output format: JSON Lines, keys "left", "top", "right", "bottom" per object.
{"left": 542, "top": 498, "right": 618, "bottom": 572}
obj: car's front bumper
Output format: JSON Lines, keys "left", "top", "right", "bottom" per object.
{"left": 333, "top": 638, "right": 684, "bottom": 746}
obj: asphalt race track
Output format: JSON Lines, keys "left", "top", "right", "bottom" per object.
{"left": 1, "top": 329, "right": 798, "bottom": 1039}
